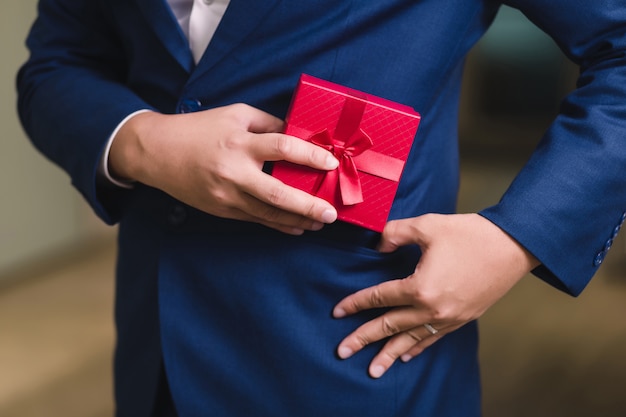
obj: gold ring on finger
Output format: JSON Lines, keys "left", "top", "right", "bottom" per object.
{"left": 423, "top": 323, "right": 439, "bottom": 335}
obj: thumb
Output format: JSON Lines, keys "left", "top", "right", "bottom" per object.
{"left": 378, "top": 214, "right": 434, "bottom": 253}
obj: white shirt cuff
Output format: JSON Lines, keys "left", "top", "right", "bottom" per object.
{"left": 98, "top": 109, "right": 152, "bottom": 189}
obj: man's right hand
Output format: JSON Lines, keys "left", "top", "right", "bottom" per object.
{"left": 108, "top": 103, "right": 339, "bottom": 235}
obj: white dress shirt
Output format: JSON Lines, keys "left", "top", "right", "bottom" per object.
{"left": 169, "top": 0, "right": 231, "bottom": 64}
{"left": 100, "top": 0, "right": 230, "bottom": 187}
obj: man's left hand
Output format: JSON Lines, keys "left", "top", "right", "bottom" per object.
{"left": 333, "top": 213, "right": 540, "bottom": 378}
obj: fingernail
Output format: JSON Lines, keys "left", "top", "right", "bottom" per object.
{"left": 333, "top": 307, "right": 346, "bottom": 318}
{"left": 370, "top": 365, "right": 386, "bottom": 379}
{"left": 337, "top": 346, "right": 353, "bottom": 359}
{"left": 326, "top": 155, "right": 339, "bottom": 169}
{"left": 321, "top": 209, "right": 337, "bottom": 224}
{"left": 401, "top": 354, "right": 412, "bottom": 363}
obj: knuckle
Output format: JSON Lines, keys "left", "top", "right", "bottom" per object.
{"left": 354, "top": 333, "right": 371, "bottom": 349}
{"left": 273, "top": 134, "right": 293, "bottom": 158}
{"left": 430, "top": 304, "right": 454, "bottom": 322}
{"left": 265, "top": 184, "right": 289, "bottom": 207}
{"left": 407, "top": 280, "right": 427, "bottom": 302}
{"left": 381, "top": 316, "right": 400, "bottom": 337}
{"left": 210, "top": 187, "right": 231, "bottom": 207}
{"left": 305, "top": 144, "right": 323, "bottom": 165}
{"left": 428, "top": 304, "right": 445, "bottom": 322}
{"left": 407, "top": 330, "right": 423, "bottom": 343}
{"left": 212, "top": 162, "right": 233, "bottom": 181}
{"left": 303, "top": 200, "right": 317, "bottom": 219}
{"left": 345, "top": 297, "right": 364, "bottom": 315}
{"left": 260, "top": 206, "right": 282, "bottom": 223}
{"left": 381, "top": 349, "right": 400, "bottom": 362}
{"left": 408, "top": 287, "right": 449, "bottom": 322}
{"left": 222, "top": 132, "right": 246, "bottom": 151}
{"left": 368, "top": 287, "right": 385, "bottom": 308}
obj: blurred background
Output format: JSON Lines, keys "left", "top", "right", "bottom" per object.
{"left": 1, "top": 3, "right": 625, "bottom": 417}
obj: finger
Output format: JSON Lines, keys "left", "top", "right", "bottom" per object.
{"left": 237, "top": 192, "right": 328, "bottom": 232}
{"left": 335, "top": 307, "right": 432, "bottom": 359}
{"left": 240, "top": 171, "right": 338, "bottom": 225}
{"left": 368, "top": 328, "right": 441, "bottom": 378}
{"left": 378, "top": 214, "right": 437, "bottom": 253}
{"left": 221, "top": 206, "right": 310, "bottom": 236}
{"left": 231, "top": 103, "right": 286, "bottom": 134}
{"left": 333, "top": 278, "right": 414, "bottom": 319}
{"left": 252, "top": 132, "right": 339, "bottom": 171}
{"left": 207, "top": 186, "right": 328, "bottom": 233}
{"left": 400, "top": 325, "right": 458, "bottom": 363}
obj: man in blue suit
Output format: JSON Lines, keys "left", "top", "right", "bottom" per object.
{"left": 17, "top": 0, "right": 626, "bottom": 416}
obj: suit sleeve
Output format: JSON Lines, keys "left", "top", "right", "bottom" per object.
{"left": 17, "top": 0, "right": 155, "bottom": 224}
{"left": 479, "top": 0, "right": 626, "bottom": 295}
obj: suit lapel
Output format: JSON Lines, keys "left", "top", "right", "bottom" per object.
{"left": 188, "top": 0, "right": 281, "bottom": 83}
{"left": 134, "top": 0, "right": 194, "bottom": 73}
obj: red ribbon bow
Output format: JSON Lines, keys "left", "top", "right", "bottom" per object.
{"left": 308, "top": 97, "right": 373, "bottom": 205}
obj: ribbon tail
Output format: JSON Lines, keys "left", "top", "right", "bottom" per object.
{"left": 338, "top": 158, "right": 363, "bottom": 205}
{"left": 313, "top": 169, "right": 339, "bottom": 203}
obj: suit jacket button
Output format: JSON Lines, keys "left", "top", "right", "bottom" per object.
{"left": 169, "top": 205, "right": 187, "bottom": 226}
{"left": 180, "top": 98, "right": 202, "bottom": 113}
{"left": 593, "top": 251, "right": 605, "bottom": 267}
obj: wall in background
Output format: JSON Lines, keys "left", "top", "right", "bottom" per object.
{"left": 0, "top": 1, "right": 112, "bottom": 282}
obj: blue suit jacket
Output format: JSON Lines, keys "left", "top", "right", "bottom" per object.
{"left": 18, "top": 0, "right": 626, "bottom": 416}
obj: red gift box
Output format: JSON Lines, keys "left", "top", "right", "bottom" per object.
{"left": 272, "top": 74, "right": 421, "bottom": 232}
